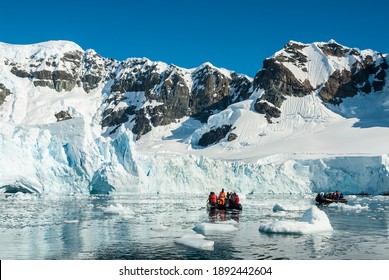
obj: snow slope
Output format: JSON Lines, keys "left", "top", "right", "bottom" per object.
{"left": 1, "top": 40, "right": 389, "bottom": 195}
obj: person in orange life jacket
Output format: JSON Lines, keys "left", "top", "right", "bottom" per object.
{"left": 208, "top": 192, "right": 217, "bottom": 206}
{"left": 218, "top": 188, "right": 227, "bottom": 205}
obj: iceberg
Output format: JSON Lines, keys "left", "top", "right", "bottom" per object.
{"left": 258, "top": 206, "right": 333, "bottom": 234}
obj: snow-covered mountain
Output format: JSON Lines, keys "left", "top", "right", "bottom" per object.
{"left": 1, "top": 40, "right": 389, "bottom": 195}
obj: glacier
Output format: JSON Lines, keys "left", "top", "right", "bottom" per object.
{"left": 1, "top": 115, "right": 389, "bottom": 195}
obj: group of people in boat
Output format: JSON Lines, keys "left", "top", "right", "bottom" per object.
{"left": 315, "top": 190, "right": 347, "bottom": 205}
{"left": 317, "top": 190, "right": 344, "bottom": 200}
{"left": 208, "top": 188, "right": 240, "bottom": 209}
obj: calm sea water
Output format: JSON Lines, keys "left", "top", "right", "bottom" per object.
{"left": 1, "top": 192, "right": 389, "bottom": 260}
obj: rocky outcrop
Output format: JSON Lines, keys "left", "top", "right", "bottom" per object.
{"left": 254, "top": 47, "right": 314, "bottom": 108}
{"left": 0, "top": 83, "right": 11, "bottom": 105}
{"left": 319, "top": 53, "right": 388, "bottom": 104}
{"left": 101, "top": 61, "right": 252, "bottom": 139}
{"left": 318, "top": 40, "right": 351, "bottom": 57}
{"left": 254, "top": 42, "right": 314, "bottom": 112}
{"left": 198, "top": 124, "right": 232, "bottom": 147}
{"left": 55, "top": 110, "right": 73, "bottom": 122}
{"left": 252, "top": 49, "right": 314, "bottom": 123}
{"left": 227, "top": 132, "right": 238, "bottom": 142}
{"left": 9, "top": 50, "right": 83, "bottom": 92}
{"left": 252, "top": 40, "right": 388, "bottom": 123}
{"left": 81, "top": 50, "right": 109, "bottom": 93}
{"left": 253, "top": 100, "right": 281, "bottom": 123}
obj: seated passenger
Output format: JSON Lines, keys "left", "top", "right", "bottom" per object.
{"left": 208, "top": 192, "right": 217, "bottom": 206}
{"left": 232, "top": 192, "right": 240, "bottom": 206}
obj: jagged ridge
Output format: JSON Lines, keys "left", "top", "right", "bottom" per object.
{"left": 0, "top": 40, "right": 388, "bottom": 145}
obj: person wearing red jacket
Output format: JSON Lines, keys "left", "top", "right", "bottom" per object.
{"left": 208, "top": 192, "right": 217, "bottom": 206}
{"left": 232, "top": 192, "right": 240, "bottom": 206}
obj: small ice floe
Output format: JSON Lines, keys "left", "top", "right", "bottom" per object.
{"left": 259, "top": 206, "right": 332, "bottom": 234}
{"left": 174, "top": 232, "right": 214, "bottom": 250}
{"left": 150, "top": 224, "right": 169, "bottom": 231}
{"left": 103, "top": 203, "right": 135, "bottom": 217}
{"left": 193, "top": 222, "right": 238, "bottom": 235}
{"left": 64, "top": 220, "right": 79, "bottom": 224}
{"left": 329, "top": 203, "right": 368, "bottom": 211}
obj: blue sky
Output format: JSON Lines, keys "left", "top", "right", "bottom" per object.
{"left": 1, "top": 0, "right": 388, "bottom": 76}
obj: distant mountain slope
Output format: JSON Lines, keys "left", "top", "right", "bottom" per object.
{"left": 0, "top": 41, "right": 252, "bottom": 140}
{"left": 1, "top": 40, "right": 387, "bottom": 143}
{"left": 1, "top": 40, "right": 389, "bottom": 195}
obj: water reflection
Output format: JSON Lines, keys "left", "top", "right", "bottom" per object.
{"left": 1, "top": 193, "right": 389, "bottom": 259}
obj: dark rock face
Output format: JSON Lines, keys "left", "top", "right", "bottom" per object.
{"left": 252, "top": 42, "right": 314, "bottom": 116}
{"left": 55, "top": 110, "right": 73, "bottom": 122}
{"left": 253, "top": 41, "right": 388, "bottom": 123}
{"left": 318, "top": 41, "right": 349, "bottom": 57}
{"left": 101, "top": 61, "right": 252, "bottom": 139}
{"left": 319, "top": 53, "right": 388, "bottom": 104}
{"left": 0, "top": 83, "right": 11, "bottom": 105}
{"left": 198, "top": 124, "right": 232, "bottom": 147}
{"left": 10, "top": 50, "right": 83, "bottom": 92}
{"left": 274, "top": 41, "right": 309, "bottom": 71}
{"left": 253, "top": 100, "right": 281, "bottom": 123}
{"left": 227, "top": 132, "right": 238, "bottom": 142}
{"left": 253, "top": 58, "right": 314, "bottom": 110}
{"left": 190, "top": 65, "right": 231, "bottom": 121}
{"left": 10, "top": 67, "right": 31, "bottom": 78}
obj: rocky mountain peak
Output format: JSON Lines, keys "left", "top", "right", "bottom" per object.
{"left": 0, "top": 40, "right": 387, "bottom": 144}
{"left": 251, "top": 40, "right": 388, "bottom": 123}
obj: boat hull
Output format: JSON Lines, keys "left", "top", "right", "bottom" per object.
{"left": 315, "top": 196, "right": 347, "bottom": 205}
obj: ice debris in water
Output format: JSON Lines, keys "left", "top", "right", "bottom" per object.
{"left": 150, "top": 224, "right": 169, "bottom": 231}
{"left": 174, "top": 232, "right": 214, "bottom": 250}
{"left": 103, "top": 203, "right": 135, "bottom": 216}
{"left": 259, "top": 206, "right": 333, "bottom": 234}
{"left": 193, "top": 222, "right": 238, "bottom": 235}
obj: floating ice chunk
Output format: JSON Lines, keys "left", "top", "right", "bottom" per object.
{"left": 329, "top": 203, "right": 369, "bottom": 211}
{"left": 64, "top": 220, "right": 79, "bottom": 224}
{"left": 103, "top": 203, "right": 135, "bottom": 216}
{"left": 193, "top": 222, "right": 238, "bottom": 235}
{"left": 174, "top": 232, "right": 214, "bottom": 250}
{"left": 150, "top": 224, "right": 169, "bottom": 231}
{"left": 259, "top": 206, "right": 332, "bottom": 234}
